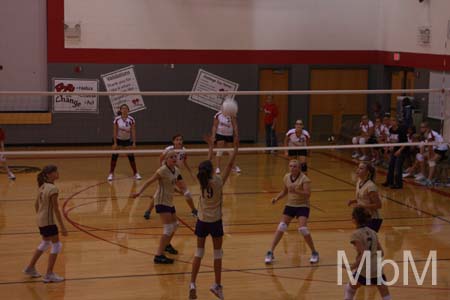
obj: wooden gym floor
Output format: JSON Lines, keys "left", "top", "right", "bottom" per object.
{"left": 0, "top": 149, "right": 449, "bottom": 300}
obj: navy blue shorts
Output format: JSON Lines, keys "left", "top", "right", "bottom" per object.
{"left": 367, "top": 218, "right": 383, "bottom": 232}
{"left": 288, "top": 150, "right": 307, "bottom": 157}
{"left": 283, "top": 206, "right": 310, "bottom": 218}
{"left": 434, "top": 149, "right": 447, "bottom": 161}
{"left": 155, "top": 205, "right": 176, "bottom": 214}
{"left": 353, "top": 272, "right": 387, "bottom": 286}
{"left": 39, "top": 225, "right": 59, "bottom": 237}
{"left": 215, "top": 134, "right": 234, "bottom": 143}
{"left": 195, "top": 219, "right": 224, "bottom": 238}
{"left": 115, "top": 139, "right": 133, "bottom": 147}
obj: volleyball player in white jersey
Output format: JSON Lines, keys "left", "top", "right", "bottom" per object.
{"left": 0, "top": 128, "right": 15, "bottom": 179}
{"left": 143, "top": 134, "right": 197, "bottom": 219}
{"left": 189, "top": 133, "right": 238, "bottom": 300}
{"left": 352, "top": 115, "right": 374, "bottom": 161}
{"left": 284, "top": 120, "right": 310, "bottom": 173}
{"left": 265, "top": 160, "right": 319, "bottom": 264}
{"left": 23, "top": 165, "right": 67, "bottom": 283}
{"left": 370, "top": 117, "right": 389, "bottom": 164}
{"left": 107, "top": 104, "right": 141, "bottom": 181}
{"left": 133, "top": 150, "right": 195, "bottom": 264}
{"left": 347, "top": 163, "right": 383, "bottom": 232}
{"left": 417, "top": 122, "right": 448, "bottom": 186}
{"left": 211, "top": 110, "right": 240, "bottom": 174}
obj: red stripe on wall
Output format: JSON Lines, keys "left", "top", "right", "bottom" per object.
{"left": 47, "top": 0, "right": 450, "bottom": 70}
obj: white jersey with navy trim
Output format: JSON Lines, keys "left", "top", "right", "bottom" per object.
{"left": 114, "top": 115, "right": 135, "bottom": 140}
{"left": 286, "top": 128, "right": 310, "bottom": 146}
{"left": 360, "top": 120, "right": 374, "bottom": 134}
{"left": 426, "top": 130, "right": 448, "bottom": 151}
{"left": 215, "top": 112, "right": 233, "bottom": 136}
{"left": 163, "top": 145, "right": 187, "bottom": 168}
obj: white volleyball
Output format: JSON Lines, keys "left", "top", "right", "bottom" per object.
{"left": 221, "top": 98, "right": 238, "bottom": 117}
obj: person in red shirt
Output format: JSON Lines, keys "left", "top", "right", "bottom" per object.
{"left": 0, "top": 128, "right": 16, "bottom": 180}
{"left": 261, "top": 96, "right": 278, "bottom": 151}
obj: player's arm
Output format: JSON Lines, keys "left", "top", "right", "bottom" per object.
{"left": 131, "top": 122, "right": 136, "bottom": 147}
{"left": 51, "top": 193, "right": 67, "bottom": 236}
{"left": 272, "top": 186, "right": 288, "bottom": 204}
{"left": 284, "top": 134, "right": 289, "bottom": 156}
{"left": 112, "top": 122, "right": 118, "bottom": 149}
{"left": 133, "top": 172, "right": 161, "bottom": 197}
{"left": 222, "top": 136, "right": 239, "bottom": 184}
{"left": 231, "top": 116, "right": 239, "bottom": 139}
{"left": 211, "top": 116, "right": 219, "bottom": 141}
{"left": 289, "top": 181, "right": 311, "bottom": 198}
{"left": 364, "top": 191, "right": 382, "bottom": 210}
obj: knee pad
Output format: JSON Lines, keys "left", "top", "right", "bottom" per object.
{"left": 298, "top": 226, "right": 310, "bottom": 236}
{"left": 213, "top": 249, "right": 223, "bottom": 259}
{"left": 50, "top": 242, "right": 62, "bottom": 254}
{"left": 127, "top": 154, "right": 135, "bottom": 162}
{"left": 184, "top": 190, "right": 192, "bottom": 199}
{"left": 277, "top": 222, "right": 288, "bottom": 232}
{"left": 344, "top": 283, "right": 357, "bottom": 300}
{"left": 301, "top": 163, "right": 307, "bottom": 172}
{"left": 428, "top": 160, "right": 436, "bottom": 168}
{"left": 163, "top": 223, "right": 175, "bottom": 236}
{"left": 195, "top": 248, "right": 205, "bottom": 258}
{"left": 111, "top": 154, "right": 119, "bottom": 161}
{"left": 173, "top": 222, "right": 179, "bottom": 232}
{"left": 416, "top": 153, "right": 424, "bottom": 162}
{"left": 216, "top": 151, "right": 223, "bottom": 157}
{"left": 359, "top": 137, "right": 366, "bottom": 145}
{"left": 37, "top": 240, "right": 51, "bottom": 252}
{"left": 352, "top": 137, "right": 358, "bottom": 145}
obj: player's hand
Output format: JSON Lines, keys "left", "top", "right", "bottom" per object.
{"left": 112, "top": 143, "right": 118, "bottom": 150}
{"left": 271, "top": 198, "right": 277, "bottom": 204}
{"left": 347, "top": 199, "right": 357, "bottom": 207}
{"left": 132, "top": 192, "right": 141, "bottom": 198}
{"left": 132, "top": 142, "right": 136, "bottom": 149}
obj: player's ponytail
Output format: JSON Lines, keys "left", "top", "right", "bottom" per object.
{"left": 197, "top": 160, "right": 213, "bottom": 196}
{"left": 37, "top": 165, "right": 58, "bottom": 187}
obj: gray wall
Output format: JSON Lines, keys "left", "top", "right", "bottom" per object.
{"left": 4, "top": 64, "right": 260, "bottom": 144}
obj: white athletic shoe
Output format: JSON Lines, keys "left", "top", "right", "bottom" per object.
{"left": 352, "top": 152, "right": 360, "bottom": 159}
{"left": 264, "top": 251, "right": 274, "bottom": 264}
{"left": 215, "top": 168, "right": 221, "bottom": 174}
{"left": 402, "top": 172, "right": 413, "bottom": 178}
{"left": 233, "top": 166, "right": 241, "bottom": 173}
{"left": 23, "top": 267, "right": 41, "bottom": 278}
{"left": 43, "top": 273, "right": 64, "bottom": 283}
{"left": 210, "top": 284, "right": 224, "bottom": 300}
{"left": 310, "top": 251, "right": 319, "bottom": 264}
{"left": 107, "top": 173, "right": 114, "bottom": 181}
{"left": 8, "top": 171, "right": 16, "bottom": 180}
{"left": 189, "top": 283, "right": 197, "bottom": 300}
{"left": 134, "top": 173, "right": 142, "bottom": 180}
{"left": 414, "top": 173, "right": 425, "bottom": 181}
{"left": 358, "top": 155, "right": 368, "bottom": 161}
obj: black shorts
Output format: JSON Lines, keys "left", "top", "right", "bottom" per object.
{"left": 39, "top": 225, "right": 59, "bottom": 237}
{"left": 288, "top": 150, "right": 308, "bottom": 157}
{"left": 283, "top": 206, "right": 310, "bottom": 218}
{"left": 215, "top": 134, "right": 233, "bottom": 143}
{"left": 155, "top": 205, "right": 176, "bottom": 214}
{"left": 434, "top": 149, "right": 447, "bottom": 161}
{"left": 195, "top": 219, "right": 224, "bottom": 238}
{"left": 367, "top": 136, "right": 378, "bottom": 144}
{"left": 116, "top": 139, "right": 133, "bottom": 147}
{"left": 353, "top": 272, "right": 387, "bottom": 286}
{"left": 367, "top": 218, "right": 383, "bottom": 233}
